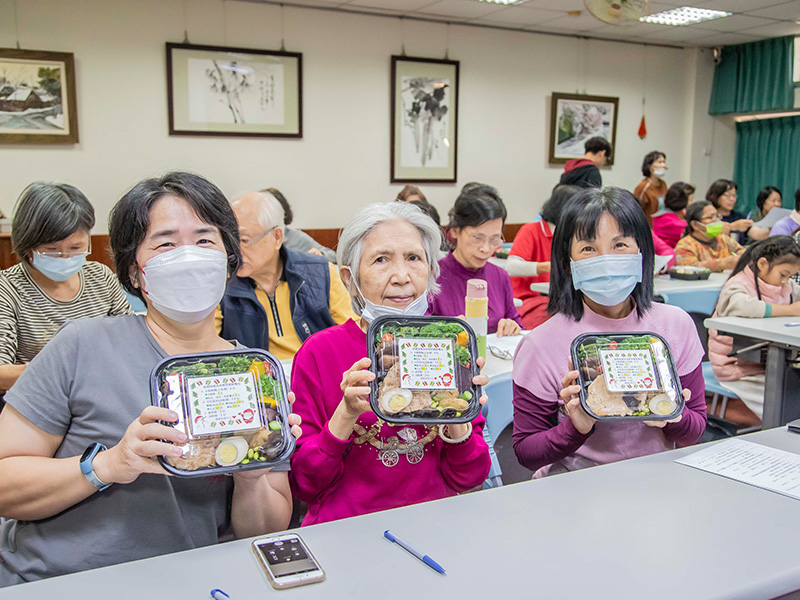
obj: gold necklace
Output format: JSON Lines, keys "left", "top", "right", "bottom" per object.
{"left": 352, "top": 418, "right": 439, "bottom": 468}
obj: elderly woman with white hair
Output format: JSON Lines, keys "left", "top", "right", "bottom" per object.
{"left": 289, "top": 202, "right": 491, "bottom": 525}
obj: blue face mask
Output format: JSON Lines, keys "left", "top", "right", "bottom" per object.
{"left": 31, "top": 251, "right": 87, "bottom": 282}
{"left": 571, "top": 253, "right": 643, "bottom": 307}
{"left": 344, "top": 266, "right": 429, "bottom": 323}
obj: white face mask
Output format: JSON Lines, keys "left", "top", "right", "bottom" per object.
{"left": 653, "top": 167, "right": 667, "bottom": 178}
{"left": 344, "top": 266, "right": 429, "bottom": 323}
{"left": 31, "top": 251, "right": 86, "bottom": 282}
{"left": 139, "top": 245, "right": 228, "bottom": 324}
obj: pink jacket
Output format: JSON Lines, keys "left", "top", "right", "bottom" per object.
{"left": 709, "top": 267, "right": 796, "bottom": 381}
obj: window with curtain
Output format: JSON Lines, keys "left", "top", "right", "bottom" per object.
{"left": 709, "top": 36, "right": 795, "bottom": 115}
{"left": 733, "top": 115, "right": 800, "bottom": 214}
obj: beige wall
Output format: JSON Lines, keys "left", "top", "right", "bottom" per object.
{"left": 0, "top": 0, "right": 733, "bottom": 232}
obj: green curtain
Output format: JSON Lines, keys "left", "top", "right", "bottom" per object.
{"left": 734, "top": 115, "right": 800, "bottom": 215}
{"left": 709, "top": 36, "right": 795, "bottom": 115}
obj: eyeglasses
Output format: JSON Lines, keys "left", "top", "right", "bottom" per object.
{"left": 36, "top": 241, "right": 92, "bottom": 258}
{"left": 488, "top": 345, "right": 513, "bottom": 360}
{"left": 240, "top": 226, "right": 277, "bottom": 247}
{"left": 468, "top": 234, "right": 504, "bottom": 248}
{"left": 700, "top": 214, "right": 722, "bottom": 224}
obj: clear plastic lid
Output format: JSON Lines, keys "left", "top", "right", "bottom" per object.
{"left": 149, "top": 350, "right": 295, "bottom": 476}
{"left": 367, "top": 316, "right": 481, "bottom": 425}
{"left": 570, "top": 332, "right": 684, "bottom": 421}
{"left": 668, "top": 266, "right": 711, "bottom": 280}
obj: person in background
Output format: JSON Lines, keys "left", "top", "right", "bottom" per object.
{"left": 706, "top": 179, "right": 759, "bottom": 243}
{"left": 0, "top": 172, "right": 301, "bottom": 586}
{"left": 558, "top": 137, "right": 611, "bottom": 189}
{"left": 709, "top": 237, "right": 800, "bottom": 419}
{"left": 265, "top": 187, "right": 336, "bottom": 263}
{"left": 396, "top": 185, "right": 442, "bottom": 228}
{"left": 512, "top": 187, "right": 705, "bottom": 478}
{"left": 675, "top": 201, "right": 743, "bottom": 272}
{"left": 217, "top": 191, "right": 355, "bottom": 360}
{"left": 652, "top": 181, "right": 695, "bottom": 249}
{"left": 507, "top": 185, "right": 581, "bottom": 329}
{"left": 752, "top": 186, "right": 782, "bottom": 223}
{"left": 633, "top": 151, "right": 668, "bottom": 225}
{"left": 429, "top": 184, "right": 523, "bottom": 337}
{"left": 396, "top": 184, "right": 426, "bottom": 204}
{"left": 289, "top": 201, "right": 490, "bottom": 526}
{"left": 769, "top": 189, "right": 800, "bottom": 238}
{"left": 0, "top": 183, "right": 131, "bottom": 393}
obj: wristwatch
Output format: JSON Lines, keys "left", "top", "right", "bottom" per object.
{"left": 80, "top": 443, "right": 112, "bottom": 491}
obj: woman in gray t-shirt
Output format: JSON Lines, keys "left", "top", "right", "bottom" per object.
{"left": 0, "top": 172, "right": 301, "bottom": 586}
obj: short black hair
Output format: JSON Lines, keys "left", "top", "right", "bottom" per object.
{"left": 409, "top": 200, "right": 441, "bottom": 226}
{"left": 664, "top": 181, "right": 696, "bottom": 212}
{"left": 683, "top": 200, "right": 713, "bottom": 237}
{"left": 109, "top": 172, "right": 242, "bottom": 302}
{"left": 12, "top": 182, "right": 95, "bottom": 261}
{"left": 584, "top": 136, "right": 612, "bottom": 157}
{"left": 641, "top": 151, "right": 666, "bottom": 177}
{"left": 706, "top": 179, "right": 737, "bottom": 208}
{"left": 541, "top": 184, "right": 581, "bottom": 225}
{"left": 448, "top": 183, "right": 507, "bottom": 230}
{"left": 264, "top": 187, "right": 292, "bottom": 225}
{"left": 547, "top": 187, "right": 654, "bottom": 321}
{"left": 755, "top": 186, "right": 781, "bottom": 212}
{"left": 730, "top": 236, "right": 800, "bottom": 300}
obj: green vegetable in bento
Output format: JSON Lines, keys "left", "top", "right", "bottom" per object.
{"left": 217, "top": 356, "right": 254, "bottom": 374}
{"left": 376, "top": 321, "right": 472, "bottom": 367}
{"left": 269, "top": 420, "right": 281, "bottom": 431}
{"left": 459, "top": 391, "right": 473, "bottom": 401}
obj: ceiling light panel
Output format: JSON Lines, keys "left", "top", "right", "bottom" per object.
{"left": 640, "top": 6, "right": 731, "bottom": 26}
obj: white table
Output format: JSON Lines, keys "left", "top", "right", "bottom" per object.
{"left": 530, "top": 271, "right": 729, "bottom": 297}
{"left": 705, "top": 316, "right": 800, "bottom": 428}
{"left": 6, "top": 427, "right": 800, "bottom": 600}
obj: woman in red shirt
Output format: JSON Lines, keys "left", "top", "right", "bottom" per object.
{"left": 507, "top": 185, "right": 580, "bottom": 329}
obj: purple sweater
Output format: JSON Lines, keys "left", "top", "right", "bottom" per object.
{"left": 428, "top": 253, "right": 523, "bottom": 334}
{"left": 289, "top": 319, "right": 490, "bottom": 526}
{"left": 769, "top": 212, "right": 800, "bottom": 237}
{"left": 512, "top": 302, "right": 707, "bottom": 477}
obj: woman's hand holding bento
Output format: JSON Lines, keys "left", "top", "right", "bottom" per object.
{"left": 328, "top": 358, "right": 375, "bottom": 440}
{"left": 93, "top": 406, "right": 187, "bottom": 485}
{"left": 643, "top": 389, "right": 689, "bottom": 429}
{"left": 560, "top": 369, "right": 596, "bottom": 435}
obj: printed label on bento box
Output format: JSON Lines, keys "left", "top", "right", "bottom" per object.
{"left": 186, "top": 373, "right": 263, "bottom": 436}
{"left": 398, "top": 337, "right": 457, "bottom": 390}
{"left": 599, "top": 349, "right": 657, "bottom": 392}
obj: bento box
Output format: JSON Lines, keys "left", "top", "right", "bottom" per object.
{"left": 367, "top": 316, "right": 481, "bottom": 425}
{"left": 668, "top": 266, "right": 711, "bottom": 280}
{"left": 570, "top": 332, "right": 684, "bottom": 421}
{"left": 150, "top": 350, "right": 295, "bottom": 476}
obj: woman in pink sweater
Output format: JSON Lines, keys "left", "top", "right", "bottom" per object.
{"left": 289, "top": 202, "right": 490, "bottom": 525}
{"left": 709, "top": 236, "right": 800, "bottom": 418}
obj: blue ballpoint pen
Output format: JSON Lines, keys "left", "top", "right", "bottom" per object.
{"left": 384, "top": 530, "right": 446, "bottom": 574}
{"left": 210, "top": 590, "right": 230, "bottom": 600}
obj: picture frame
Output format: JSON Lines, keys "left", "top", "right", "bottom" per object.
{"left": 166, "top": 42, "right": 302, "bottom": 138}
{"left": 0, "top": 48, "right": 78, "bottom": 144}
{"left": 549, "top": 92, "right": 618, "bottom": 165}
{"left": 391, "top": 55, "right": 459, "bottom": 183}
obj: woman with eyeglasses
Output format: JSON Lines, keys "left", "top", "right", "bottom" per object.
{"left": 675, "top": 201, "right": 743, "bottom": 272}
{"left": 706, "top": 179, "right": 760, "bottom": 244}
{"left": 0, "top": 183, "right": 131, "bottom": 392}
{"left": 428, "top": 184, "right": 523, "bottom": 336}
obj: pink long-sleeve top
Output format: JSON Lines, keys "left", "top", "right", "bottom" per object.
{"left": 289, "top": 318, "right": 491, "bottom": 526}
{"left": 512, "top": 302, "right": 706, "bottom": 478}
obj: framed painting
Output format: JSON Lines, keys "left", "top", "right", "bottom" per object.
{"left": 166, "top": 43, "right": 302, "bottom": 138}
{"left": 391, "top": 55, "right": 459, "bottom": 183}
{"left": 549, "top": 92, "right": 618, "bottom": 165}
{"left": 0, "top": 48, "right": 78, "bottom": 144}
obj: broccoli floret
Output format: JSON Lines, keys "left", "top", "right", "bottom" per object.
{"left": 455, "top": 345, "right": 471, "bottom": 367}
{"left": 217, "top": 356, "right": 253, "bottom": 374}
{"left": 260, "top": 374, "right": 282, "bottom": 401}
{"left": 173, "top": 362, "right": 216, "bottom": 376}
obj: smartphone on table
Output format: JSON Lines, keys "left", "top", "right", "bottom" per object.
{"left": 252, "top": 533, "right": 326, "bottom": 590}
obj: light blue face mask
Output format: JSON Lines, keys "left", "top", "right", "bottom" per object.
{"left": 344, "top": 267, "right": 429, "bottom": 323}
{"left": 571, "top": 253, "right": 643, "bottom": 307}
{"left": 31, "top": 251, "right": 87, "bottom": 282}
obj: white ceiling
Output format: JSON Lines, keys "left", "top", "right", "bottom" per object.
{"left": 244, "top": 0, "right": 800, "bottom": 47}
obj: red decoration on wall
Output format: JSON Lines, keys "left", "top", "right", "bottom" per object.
{"left": 638, "top": 116, "right": 647, "bottom": 139}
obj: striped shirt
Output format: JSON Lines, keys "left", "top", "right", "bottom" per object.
{"left": 0, "top": 261, "right": 132, "bottom": 365}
